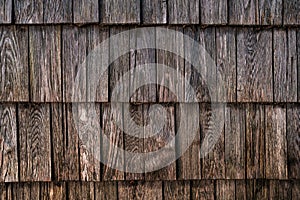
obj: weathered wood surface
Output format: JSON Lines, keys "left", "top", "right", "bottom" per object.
{"left": 43, "top": 0, "right": 72, "bottom": 23}
{"left": 14, "top": 0, "right": 43, "bottom": 24}
{"left": 164, "top": 181, "right": 190, "bottom": 200}
{"left": 191, "top": 180, "right": 214, "bottom": 200}
{"left": 274, "top": 29, "right": 297, "bottom": 102}
{"left": 0, "top": 0, "right": 12, "bottom": 23}
{"left": 298, "top": 30, "right": 300, "bottom": 103}
{"left": 200, "top": 0, "right": 227, "bottom": 24}
{"left": 142, "top": 0, "right": 167, "bottom": 24}
{"left": 101, "top": 0, "right": 140, "bottom": 24}
{"left": 0, "top": 104, "right": 18, "bottom": 182}
{"left": 287, "top": 104, "right": 300, "bottom": 179}
{"left": 168, "top": 0, "right": 199, "bottom": 24}
{"left": 19, "top": 104, "right": 51, "bottom": 181}
{"left": 237, "top": 28, "right": 273, "bottom": 102}
{"left": 68, "top": 182, "right": 94, "bottom": 200}
{"left": 284, "top": 0, "right": 300, "bottom": 25}
{"left": 0, "top": 26, "right": 29, "bottom": 102}
{"left": 73, "top": 0, "right": 98, "bottom": 23}
{"left": 95, "top": 182, "right": 117, "bottom": 199}
{"left": 118, "top": 181, "right": 162, "bottom": 199}
{"left": 216, "top": 180, "right": 235, "bottom": 200}
{"left": 29, "top": 26, "right": 61, "bottom": 102}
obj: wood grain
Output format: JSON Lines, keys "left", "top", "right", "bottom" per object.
{"left": 142, "top": 0, "right": 167, "bottom": 24}
{"left": 216, "top": 180, "right": 235, "bottom": 200}
{"left": 19, "top": 103, "right": 51, "bottom": 181}
{"left": 13, "top": 183, "right": 40, "bottom": 200}
{"left": 292, "top": 180, "right": 300, "bottom": 199}
{"left": 40, "top": 182, "right": 66, "bottom": 200}
{"left": 14, "top": 0, "right": 43, "bottom": 24}
{"left": 101, "top": 0, "right": 140, "bottom": 24}
{"left": 225, "top": 104, "right": 245, "bottom": 179}
{"left": 73, "top": 0, "right": 98, "bottom": 23}
{"left": 269, "top": 180, "right": 291, "bottom": 199}
{"left": 118, "top": 181, "right": 162, "bottom": 199}
{"left": 253, "top": 180, "right": 269, "bottom": 199}
{"left": 298, "top": 30, "right": 300, "bottom": 103}
{"left": 191, "top": 180, "right": 214, "bottom": 200}
{"left": 29, "top": 26, "right": 61, "bottom": 102}
{"left": 265, "top": 105, "right": 287, "bottom": 179}
{"left": 287, "top": 104, "right": 300, "bottom": 179}
{"left": 237, "top": 28, "right": 273, "bottom": 102}
{"left": 94, "top": 182, "right": 117, "bottom": 199}
{"left": 284, "top": 0, "right": 300, "bottom": 25}
{"left": 0, "top": 0, "right": 12, "bottom": 23}
{"left": 68, "top": 182, "right": 94, "bottom": 200}
{"left": 200, "top": 0, "right": 227, "bottom": 24}
{"left": 246, "top": 104, "right": 265, "bottom": 179}
{"left": 274, "top": 29, "right": 297, "bottom": 102}
{"left": 0, "top": 104, "right": 18, "bottom": 182}
{"left": 235, "top": 180, "right": 247, "bottom": 200}
{"left": 43, "top": 0, "right": 72, "bottom": 23}
{"left": 168, "top": 0, "right": 199, "bottom": 24}
{"left": 0, "top": 26, "right": 29, "bottom": 102}
{"left": 164, "top": 181, "right": 190, "bottom": 200}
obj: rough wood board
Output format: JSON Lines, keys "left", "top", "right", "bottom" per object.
{"left": 29, "top": 26, "right": 61, "bottom": 102}
{"left": 292, "top": 181, "right": 300, "bottom": 199}
{"left": 265, "top": 105, "right": 288, "bottom": 179}
{"left": 0, "top": 104, "right": 18, "bottom": 182}
{"left": 52, "top": 103, "right": 80, "bottom": 181}
{"left": 216, "top": 27, "right": 236, "bottom": 102}
{"left": 253, "top": 180, "right": 269, "bottom": 199}
{"left": 246, "top": 104, "right": 265, "bottom": 179}
{"left": 0, "top": 0, "right": 12, "bottom": 23}
{"left": 62, "top": 26, "right": 87, "bottom": 102}
{"left": 164, "top": 181, "right": 190, "bottom": 200}
{"left": 144, "top": 105, "right": 176, "bottom": 180}
{"left": 14, "top": 0, "right": 43, "bottom": 24}
{"left": 216, "top": 180, "right": 235, "bottom": 200}
{"left": 19, "top": 104, "right": 51, "bottom": 181}
{"left": 225, "top": 104, "right": 245, "bottom": 179}
{"left": 73, "top": 0, "right": 98, "bottom": 23}
{"left": 118, "top": 181, "right": 162, "bottom": 200}
{"left": 142, "top": 0, "right": 167, "bottom": 24}
{"left": 235, "top": 180, "right": 247, "bottom": 199}
{"left": 297, "top": 30, "right": 300, "bottom": 102}
{"left": 269, "top": 180, "right": 291, "bottom": 199}
{"left": 237, "top": 28, "right": 273, "bottom": 102}
{"left": 191, "top": 180, "right": 214, "bottom": 200}
{"left": 101, "top": 0, "right": 140, "bottom": 24}
{"left": 94, "top": 182, "right": 117, "bottom": 199}
{"left": 274, "top": 29, "right": 297, "bottom": 102}
{"left": 168, "top": 0, "right": 199, "bottom": 24}
{"left": 68, "top": 182, "right": 94, "bottom": 200}
{"left": 43, "top": 0, "right": 72, "bottom": 23}
{"left": 200, "top": 0, "right": 227, "bottom": 24}
{"left": 287, "top": 104, "right": 300, "bottom": 179}
{"left": 13, "top": 183, "right": 40, "bottom": 200}
{"left": 40, "top": 182, "right": 66, "bottom": 200}
{"left": 284, "top": 0, "right": 300, "bottom": 25}
{"left": 0, "top": 26, "right": 29, "bottom": 102}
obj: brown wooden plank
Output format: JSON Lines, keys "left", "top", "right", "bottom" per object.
{"left": 62, "top": 26, "right": 87, "bottom": 102}
{"left": 52, "top": 103, "right": 80, "bottom": 181}
{"left": 237, "top": 28, "right": 273, "bottom": 102}
{"left": 246, "top": 104, "right": 265, "bottom": 179}
{"left": 118, "top": 181, "right": 162, "bottom": 199}
{"left": 201, "top": 103, "right": 225, "bottom": 179}
{"left": 101, "top": 0, "right": 140, "bottom": 24}
{"left": 0, "top": 26, "right": 29, "bottom": 102}
{"left": 0, "top": 0, "right": 12, "bottom": 23}
{"left": 142, "top": 0, "right": 167, "bottom": 24}
{"left": 298, "top": 30, "right": 300, "bottom": 103}
{"left": 164, "top": 181, "right": 190, "bottom": 200}
{"left": 73, "top": 0, "right": 98, "bottom": 23}
{"left": 258, "top": 0, "right": 282, "bottom": 25}
{"left": 168, "top": 0, "right": 199, "bottom": 24}
{"left": 19, "top": 103, "right": 51, "bottom": 181}
{"left": 284, "top": 0, "right": 300, "bottom": 25}
{"left": 14, "top": 0, "right": 43, "bottom": 24}
{"left": 144, "top": 105, "right": 176, "bottom": 180}
{"left": 94, "top": 182, "right": 117, "bottom": 199}
{"left": 287, "top": 104, "right": 300, "bottom": 179}
{"left": 274, "top": 29, "right": 298, "bottom": 102}
{"left": 235, "top": 180, "right": 247, "bottom": 200}
{"left": 216, "top": 180, "right": 235, "bottom": 200}
{"left": 68, "top": 182, "right": 94, "bottom": 200}
{"left": 43, "top": 0, "right": 72, "bottom": 23}
{"left": 176, "top": 104, "right": 201, "bottom": 180}
{"left": 191, "top": 180, "right": 214, "bottom": 200}
{"left": 265, "top": 105, "right": 288, "bottom": 179}
{"left": 200, "top": 0, "right": 227, "bottom": 24}
{"left": 269, "top": 180, "right": 291, "bottom": 200}
{"left": 40, "top": 182, "right": 66, "bottom": 200}
{"left": 292, "top": 180, "right": 300, "bottom": 200}
{"left": 13, "top": 183, "right": 40, "bottom": 200}
{"left": 86, "top": 26, "right": 109, "bottom": 103}
{"left": 0, "top": 183, "right": 10, "bottom": 200}
{"left": 225, "top": 104, "right": 245, "bottom": 179}
{"left": 101, "top": 103, "right": 124, "bottom": 180}
{"left": 216, "top": 27, "right": 236, "bottom": 102}
{"left": 29, "top": 26, "right": 61, "bottom": 102}
{"left": 253, "top": 180, "right": 269, "bottom": 199}
{"left": 0, "top": 104, "right": 18, "bottom": 182}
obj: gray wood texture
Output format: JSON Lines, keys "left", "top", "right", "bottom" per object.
{"left": 15, "top": 0, "right": 43, "bottom": 24}
{"left": 43, "top": 0, "right": 72, "bottom": 23}
{"left": 191, "top": 180, "right": 214, "bottom": 200}
{"left": 237, "top": 28, "right": 273, "bottom": 102}
{"left": 73, "top": 0, "right": 98, "bottom": 23}
{"left": 101, "top": 0, "right": 140, "bottom": 24}
{"left": 164, "top": 181, "right": 190, "bottom": 200}
{"left": 0, "top": 26, "right": 29, "bottom": 102}
{"left": 29, "top": 26, "right": 61, "bottom": 102}
{"left": 0, "top": 104, "right": 18, "bottom": 182}
{"left": 118, "top": 181, "right": 162, "bottom": 199}
{"left": 284, "top": 0, "right": 300, "bottom": 25}
{"left": 142, "top": 0, "right": 167, "bottom": 24}
{"left": 18, "top": 104, "right": 51, "bottom": 181}
{"left": 200, "top": 0, "right": 227, "bottom": 24}
{"left": 0, "top": 0, "right": 12, "bottom": 23}
{"left": 168, "top": 0, "right": 199, "bottom": 24}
